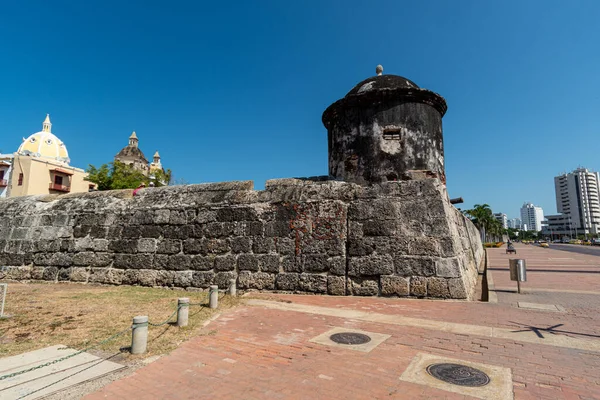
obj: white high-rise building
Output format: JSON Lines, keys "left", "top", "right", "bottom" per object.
{"left": 493, "top": 213, "right": 508, "bottom": 229}
{"left": 520, "top": 203, "right": 544, "bottom": 232}
{"left": 507, "top": 218, "right": 522, "bottom": 229}
{"left": 545, "top": 168, "right": 600, "bottom": 236}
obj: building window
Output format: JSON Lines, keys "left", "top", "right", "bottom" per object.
{"left": 54, "top": 175, "right": 63, "bottom": 185}
{"left": 383, "top": 128, "right": 401, "bottom": 140}
{"left": 18, "top": 173, "right": 23, "bottom": 185}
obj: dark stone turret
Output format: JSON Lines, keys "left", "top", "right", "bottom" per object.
{"left": 322, "top": 66, "right": 448, "bottom": 185}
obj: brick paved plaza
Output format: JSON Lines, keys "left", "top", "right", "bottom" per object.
{"left": 88, "top": 244, "right": 600, "bottom": 399}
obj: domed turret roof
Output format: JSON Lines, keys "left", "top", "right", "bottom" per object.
{"left": 347, "top": 74, "right": 420, "bottom": 96}
{"left": 17, "top": 114, "right": 70, "bottom": 164}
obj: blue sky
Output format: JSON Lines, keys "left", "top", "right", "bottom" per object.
{"left": 1, "top": 1, "right": 599, "bottom": 220}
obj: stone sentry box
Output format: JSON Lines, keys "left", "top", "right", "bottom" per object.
{"left": 0, "top": 66, "right": 483, "bottom": 299}
{"left": 322, "top": 66, "right": 448, "bottom": 185}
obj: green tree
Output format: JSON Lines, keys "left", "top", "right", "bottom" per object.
{"left": 86, "top": 161, "right": 150, "bottom": 190}
{"left": 464, "top": 204, "right": 495, "bottom": 242}
{"left": 151, "top": 168, "right": 173, "bottom": 187}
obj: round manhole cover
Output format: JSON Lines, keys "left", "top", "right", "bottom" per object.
{"left": 329, "top": 332, "right": 371, "bottom": 345}
{"left": 426, "top": 363, "right": 490, "bottom": 387}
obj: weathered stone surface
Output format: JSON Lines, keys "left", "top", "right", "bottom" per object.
{"left": 214, "top": 255, "right": 236, "bottom": 272}
{"left": 348, "top": 255, "right": 393, "bottom": 276}
{"left": 349, "top": 278, "right": 379, "bottom": 296}
{"left": 427, "top": 277, "right": 450, "bottom": 298}
{"left": 0, "top": 178, "right": 482, "bottom": 299}
{"left": 275, "top": 273, "right": 299, "bottom": 291}
{"left": 299, "top": 274, "right": 327, "bottom": 293}
{"left": 381, "top": 275, "right": 409, "bottom": 296}
{"left": 410, "top": 276, "right": 427, "bottom": 297}
{"left": 238, "top": 271, "right": 275, "bottom": 290}
{"left": 327, "top": 276, "right": 346, "bottom": 295}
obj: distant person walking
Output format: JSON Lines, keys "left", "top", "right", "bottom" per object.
{"left": 133, "top": 182, "right": 146, "bottom": 196}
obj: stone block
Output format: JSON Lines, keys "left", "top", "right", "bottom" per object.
{"left": 238, "top": 254, "right": 259, "bottom": 271}
{"left": 191, "top": 271, "right": 215, "bottom": 287}
{"left": 215, "top": 255, "right": 236, "bottom": 271}
{"left": 217, "top": 207, "right": 258, "bottom": 222}
{"left": 109, "top": 239, "right": 138, "bottom": 253}
{"left": 72, "top": 252, "right": 96, "bottom": 266}
{"left": 327, "top": 276, "right": 346, "bottom": 295}
{"left": 167, "top": 254, "right": 192, "bottom": 271}
{"left": 264, "top": 221, "right": 291, "bottom": 237}
{"left": 275, "top": 238, "right": 295, "bottom": 255}
{"left": 157, "top": 239, "right": 181, "bottom": 254}
{"left": 238, "top": 271, "right": 275, "bottom": 290}
{"left": 244, "top": 221, "right": 263, "bottom": 236}
{"left": 214, "top": 271, "right": 236, "bottom": 289}
{"left": 204, "top": 238, "right": 230, "bottom": 254}
{"left": 252, "top": 237, "right": 276, "bottom": 254}
{"left": 113, "top": 254, "right": 154, "bottom": 270}
{"left": 50, "top": 253, "right": 72, "bottom": 267}
{"left": 435, "top": 258, "right": 461, "bottom": 278}
{"left": 156, "top": 270, "right": 175, "bottom": 287}
{"left": 410, "top": 276, "right": 427, "bottom": 297}
{"left": 258, "top": 254, "right": 279, "bottom": 273}
{"left": 448, "top": 277, "right": 468, "bottom": 299}
{"left": 168, "top": 210, "right": 187, "bottom": 225}
{"left": 70, "top": 267, "right": 89, "bottom": 282}
{"left": 303, "top": 254, "right": 329, "bottom": 273}
{"left": 348, "top": 239, "right": 375, "bottom": 256}
{"left": 349, "top": 279, "right": 378, "bottom": 296}
{"left": 230, "top": 237, "right": 252, "bottom": 253}
{"left": 31, "top": 267, "right": 45, "bottom": 280}
{"left": 281, "top": 256, "right": 302, "bottom": 273}
{"left": 409, "top": 237, "right": 440, "bottom": 256}
{"left": 137, "top": 269, "right": 158, "bottom": 286}
{"left": 394, "top": 257, "right": 435, "bottom": 277}
{"left": 191, "top": 255, "right": 214, "bottom": 271}
{"left": 138, "top": 225, "right": 162, "bottom": 238}
{"left": 348, "top": 255, "right": 393, "bottom": 276}
{"left": 174, "top": 271, "right": 193, "bottom": 288}
{"left": 427, "top": 277, "right": 450, "bottom": 298}
{"left": 42, "top": 266, "right": 59, "bottom": 281}
{"left": 275, "top": 273, "right": 299, "bottom": 291}
{"left": 362, "top": 220, "right": 397, "bottom": 236}
{"left": 328, "top": 256, "right": 346, "bottom": 276}
{"left": 380, "top": 276, "right": 409, "bottom": 296}
{"left": 183, "top": 239, "right": 203, "bottom": 254}
{"left": 92, "top": 239, "right": 109, "bottom": 252}
{"left": 58, "top": 267, "right": 72, "bottom": 281}
{"left": 299, "top": 273, "right": 327, "bottom": 293}
{"left": 137, "top": 238, "right": 157, "bottom": 253}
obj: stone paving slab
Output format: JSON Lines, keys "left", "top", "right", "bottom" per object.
{"left": 0, "top": 345, "right": 124, "bottom": 399}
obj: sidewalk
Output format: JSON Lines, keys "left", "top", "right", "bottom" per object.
{"left": 87, "top": 244, "right": 600, "bottom": 399}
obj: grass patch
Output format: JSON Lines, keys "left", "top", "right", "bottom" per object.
{"left": 0, "top": 283, "right": 240, "bottom": 358}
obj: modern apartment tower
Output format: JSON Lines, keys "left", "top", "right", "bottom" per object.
{"left": 520, "top": 203, "right": 544, "bottom": 232}
{"left": 493, "top": 213, "right": 508, "bottom": 229}
{"left": 545, "top": 168, "right": 600, "bottom": 235}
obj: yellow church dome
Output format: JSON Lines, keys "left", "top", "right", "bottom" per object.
{"left": 17, "top": 114, "right": 70, "bottom": 164}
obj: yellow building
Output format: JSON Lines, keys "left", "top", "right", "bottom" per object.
{"left": 2, "top": 115, "right": 93, "bottom": 198}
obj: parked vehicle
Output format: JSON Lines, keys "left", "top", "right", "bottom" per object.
{"left": 592, "top": 238, "right": 600, "bottom": 246}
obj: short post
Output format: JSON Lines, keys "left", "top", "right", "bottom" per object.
{"left": 229, "top": 279, "right": 237, "bottom": 297}
{"left": 177, "top": 298, "right": 189, "bottom": 327}
{"left": 131, "top": 315, "right": 148, "bottom": 354}
{"left": 509, "top": 259, "right": 527, "bottom": 294}
{"left": 209, "top": 285, "right": 219, "bottom": 309}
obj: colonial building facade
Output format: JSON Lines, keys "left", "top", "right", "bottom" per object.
{"left": 1, "top": 115, "right": 92, "bottom": 198}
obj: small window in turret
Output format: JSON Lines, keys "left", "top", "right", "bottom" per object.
{"left": 383, "top": 128, "right": 401, "bottom": 140}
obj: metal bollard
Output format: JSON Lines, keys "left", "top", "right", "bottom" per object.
{"left": 509, "top": 259, "right": 527, "bottom": 293}
{"left": 229, "top": 279, "right": 237, "bottom": 297}
{"left": 209, "top": 285, "right": 219, "bottom": 309}
{"left": 131, "top": 315, "right": 148, "bottom": 354}
{"left": 177, "top": 298, "right": 189, "bottom": 327}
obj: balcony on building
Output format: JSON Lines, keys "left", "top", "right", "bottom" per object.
{"left": 49, "top": 168, "right": 73, "bottom": 193}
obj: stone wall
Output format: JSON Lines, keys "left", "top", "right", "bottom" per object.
{"left": 0, "top": 178, "right": 483, "bottom": 299}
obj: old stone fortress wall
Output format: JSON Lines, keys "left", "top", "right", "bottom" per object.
{"left": 0, "top": 66, "right": 484, "bottom": 299}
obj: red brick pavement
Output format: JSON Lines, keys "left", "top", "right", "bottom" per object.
{"left": 87, "top": 244, "right": 600, "bottom": 399}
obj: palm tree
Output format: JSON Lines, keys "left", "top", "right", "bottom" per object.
{"left": 464, "top": 204, "right": 495, "bottom": 243}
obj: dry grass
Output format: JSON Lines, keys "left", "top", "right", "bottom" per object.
{"left": 0, "top": 282, "right": 240, "bottom": 358}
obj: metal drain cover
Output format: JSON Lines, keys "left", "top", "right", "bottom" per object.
{"left": 329, "top": 332, "right": 371, "bottom": 345}
{"left": 426, "top": 363, "right": 490, "bottom": 387}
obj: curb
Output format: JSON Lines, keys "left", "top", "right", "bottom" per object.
{"left": 485, "top": 249, "right": 498, "bottom": 303}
